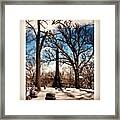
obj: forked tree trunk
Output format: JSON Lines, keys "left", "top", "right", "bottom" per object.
{"left": 35, "top": 20, "right": 41, "bottom": 91}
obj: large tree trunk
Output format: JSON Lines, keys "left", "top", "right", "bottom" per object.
{"left": 74, "top": 68, "right": 80, "bottom": 89}
{"left": 52, "top": 48, "right": 61, "bottom": 88}
{"left": 35, "top": 20, "right": 41, "bottom": 91}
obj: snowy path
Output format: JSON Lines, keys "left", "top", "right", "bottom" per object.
{"left": 32, "top": 87, "right": 94, "bottom": 100}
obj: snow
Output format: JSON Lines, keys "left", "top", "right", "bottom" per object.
{"left": 32, "top": 87, "right": 94, "bottom": 100}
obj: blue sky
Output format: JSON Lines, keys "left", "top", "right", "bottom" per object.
{"left": 26, "top": 21, "right": 94, "bottom": 71}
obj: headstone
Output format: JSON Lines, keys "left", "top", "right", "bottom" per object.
{"left": 55, "top": 87, "right": 57, "bottom": 90}
{"left": 45, "top": 93, "right": 56, "bottom": 100}
{"left": 26, "top": 95, "right": 31, "bottom": 100}
{"left": 58, "top": 88, "right": 61, "bottom": 91}
{"left": 30, "top": 88, "right": 38, "bottom": 98}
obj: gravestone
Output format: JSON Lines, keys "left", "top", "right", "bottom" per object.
{"left": 45, "top": 93, "right": 56, "bottom": 100}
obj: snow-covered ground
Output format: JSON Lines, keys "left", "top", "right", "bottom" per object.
{"left": 32, "top": 87, "right": 94, "bottom": 100}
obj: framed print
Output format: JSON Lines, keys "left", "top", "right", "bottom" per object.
{"left": 20, "top": 19, "right": 100, "bottom": 101}
{"left": 0, "top": 0, "right": 119, "bottom": 119}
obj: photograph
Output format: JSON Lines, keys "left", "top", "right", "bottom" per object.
{"left": 21, "top": 20, "right": 99, "bottom": 100}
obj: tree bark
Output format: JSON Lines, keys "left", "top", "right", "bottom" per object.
{"left": 74, "top": 68, "right": 80, "bottom": 89}
{"left": 52, "top": 48, "right": 61, "bottom": 88}
{"left": 35, "top": 20, "right": 41, "bottom": 91}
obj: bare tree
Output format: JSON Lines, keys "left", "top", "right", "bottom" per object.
{"left": 26, "top": 20, "right": 48, "bottom": 91}
{"left": 43, "top": 20, "right": 94, "bottom": 89}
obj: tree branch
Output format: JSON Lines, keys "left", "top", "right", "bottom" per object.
{"left": 26, "top": 20, "right": 37, "bottom": 36}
